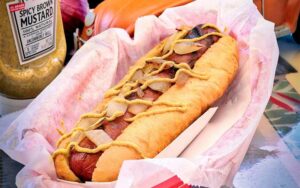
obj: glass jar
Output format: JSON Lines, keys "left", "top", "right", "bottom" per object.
{"left": 0, "top": 0, "right": 66, "bottom": 99}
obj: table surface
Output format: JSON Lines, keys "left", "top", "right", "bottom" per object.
{"left": 233, "top": 116, "right": 300, "bottom": 188}
{"left": 1, "top": 36, "right": 300, "bottom": 188}
{"left": 234, "top": 36, "right": 300, "bottom": 188}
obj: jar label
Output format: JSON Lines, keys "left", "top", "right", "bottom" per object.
{"left": 6, "top": 0, "right": 57, "bottom": 65}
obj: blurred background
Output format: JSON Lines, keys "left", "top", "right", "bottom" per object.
{"left": 0, "top": 0, "right": 300, "bottom": 187}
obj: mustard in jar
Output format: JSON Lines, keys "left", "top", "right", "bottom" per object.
{"left": 0, "top": 0, "right": 66, "bottom": 99}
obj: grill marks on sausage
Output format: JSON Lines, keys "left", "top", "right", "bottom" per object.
{"left": 166, "top": 50, "right": 205, "bottom": 68}
{"left": 103, "top": 111, "right": 133, "bottom": 140}
{"left": 167, "top": 25, "right": 219, "bottom": 68}
{"left": 68, "top": 24, "right": 220, "bottom": 182}
{"left": 103, "top": 88, "right": 160, "bottom": 140}
{"left": 126, "top": 88, "right": 161, "bottom": 101}
{"left": 69, "top": 138, "right": 102, "bottom": 182}
{"left": 69, "top": 89, "right": 160, "bottom": 181}
{"left": 69, "top": 112, "right": 132, "bottom": 181}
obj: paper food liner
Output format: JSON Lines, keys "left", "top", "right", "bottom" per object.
{"left": 0, "top": 0, "right": 278, "bottom": 187}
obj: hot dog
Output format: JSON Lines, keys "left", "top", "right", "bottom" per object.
{"left": 52, "top": 23, "right": 239, "bottom": 182}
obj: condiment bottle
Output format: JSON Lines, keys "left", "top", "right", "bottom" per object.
{"left": 0, "top": 0, "right": 66, "bottom": 99}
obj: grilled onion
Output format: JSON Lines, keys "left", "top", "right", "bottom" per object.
{"left": 106, "top": 98, "right": 128, "bottom": 117}
{"left": 174, "top": 42, "right": 203, "bottom": 55}
{"left": 85, "top": 129, "right": 112, "bottom": 146}
{"left": 119, "top": 85, "right": 131, "bottom": 96}
{"left": 176, "top": 71, "right": 190, "bottom": 86}
{"left": 162, "top": 33, "right": 177, "bottom": 54}
{"left": 148, "top": 76, "right": 171, "bottom": 93}
{"left": 132, "top": 69, "right": 144, "bottom": 81}
{"left": 70, "top": 131, "right": 85, "bottom": 143}
{"left": 136, "top": 87, "right": 144, "bottom": 98}
{"left": 128, "top": 104, "right": 148, "bottom": 115}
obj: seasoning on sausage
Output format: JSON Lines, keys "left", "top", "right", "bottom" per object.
{"left": 69, "top": 138, "right": 102, "bottom": 182}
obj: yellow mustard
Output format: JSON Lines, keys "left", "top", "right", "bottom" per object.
{"left": 54, "top": 24, "right": 223, "bottom": 158}
{"left": 53, "top": 141, "right": 148, "bottom": 159}
{"left": 0, "top": 0, "right": 66, "bottom": 99}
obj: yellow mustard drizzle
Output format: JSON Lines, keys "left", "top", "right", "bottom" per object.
{"left": 140, "top": 68, "right": 208, "bottom": 90}
{"left": 113, "top": 79, "right": 139, "bottom": 91}
{"left": 146, "top": 61, "right": 192, "bottom": 77}
{"left": 53, "top": 141, "right": 148, "bottom": 159}
{"left": 106, "top": 111, "right": 125, "bottom": 121}
{"left": 56, "top": 111, "right": 124, "bottom": 147}
{"left": 104, "top": 89, "right": 120, "bottom": 98}
{"left": 56, "top": 119, "right": 66, "bottom": 136}
{"left": 106, "top": 80, "right": 140, "bottom": 98}
{"left": 123, "top": 88, "right": 139, "bottom": 97}
{"left": 146, "top": 30, "right": 190, "bottom": 61}
{"left": 146, "top": 61, "right": 172, "bottom": 76}
{"left": 80, "top": 111, "right": 107, "bottom": 119}
{"left": 201, "top": 23, "right": 222, "bottom": 33}
{"left": 107, "top": 63, "right": 146, "bottom": 95}
{"left": 56, "top": 128, "right": 65, "bottom": 136}
{"left": 146, "top": 32, "right": 223, "bottom": 63}
{"left": 114, "top": 97, "right": 184, "bottom": 108}
{"left": 56, "top": 127, "right": 85, "bottom": 147}
{"left": 176, "top": 32, "right": 223, "bottom": 43}
{"left": 56, "top": 111, "right": 108, "bottom": 146}
{"left": 105, "top": 30, "right": 222, "bottom": 99}
{"left": 85, "top": 117, "right": 106, "bottom": 130}
{"left": 54, "top": 24, "right": 223, "bottom": 161}
{"left": 125, "top": 106, "right": 187, "bottom": 122}
{"left": 106, "top": 61, "right": 195, "bottom": 98}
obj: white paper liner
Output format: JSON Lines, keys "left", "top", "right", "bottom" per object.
{"left": 0, "top": 0, "right": 278, "bottom": 187}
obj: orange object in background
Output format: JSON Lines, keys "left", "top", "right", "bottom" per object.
{"left": 79, "top": 0, "right": 300, "bottom": 44}
{"left": 254, "top": 0, "right": 300, "bottom": 32}
{"left": 93, "top": 0, "right": 192, "bottom": 35}
{"left": 79, "top": 0, "right": 192, "bottom": 41}
{"left": 254, "top": 0, "right": 300, "bottom": 38}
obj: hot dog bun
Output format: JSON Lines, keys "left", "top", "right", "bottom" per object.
{"left": 53, "top": 43, "right": 164, "bottom": 182}
{"left": 92, "top": 35, "right": 238, "bottom": 181}
{"left": 53, "top": 25, "right": 238, "bottom": 182}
